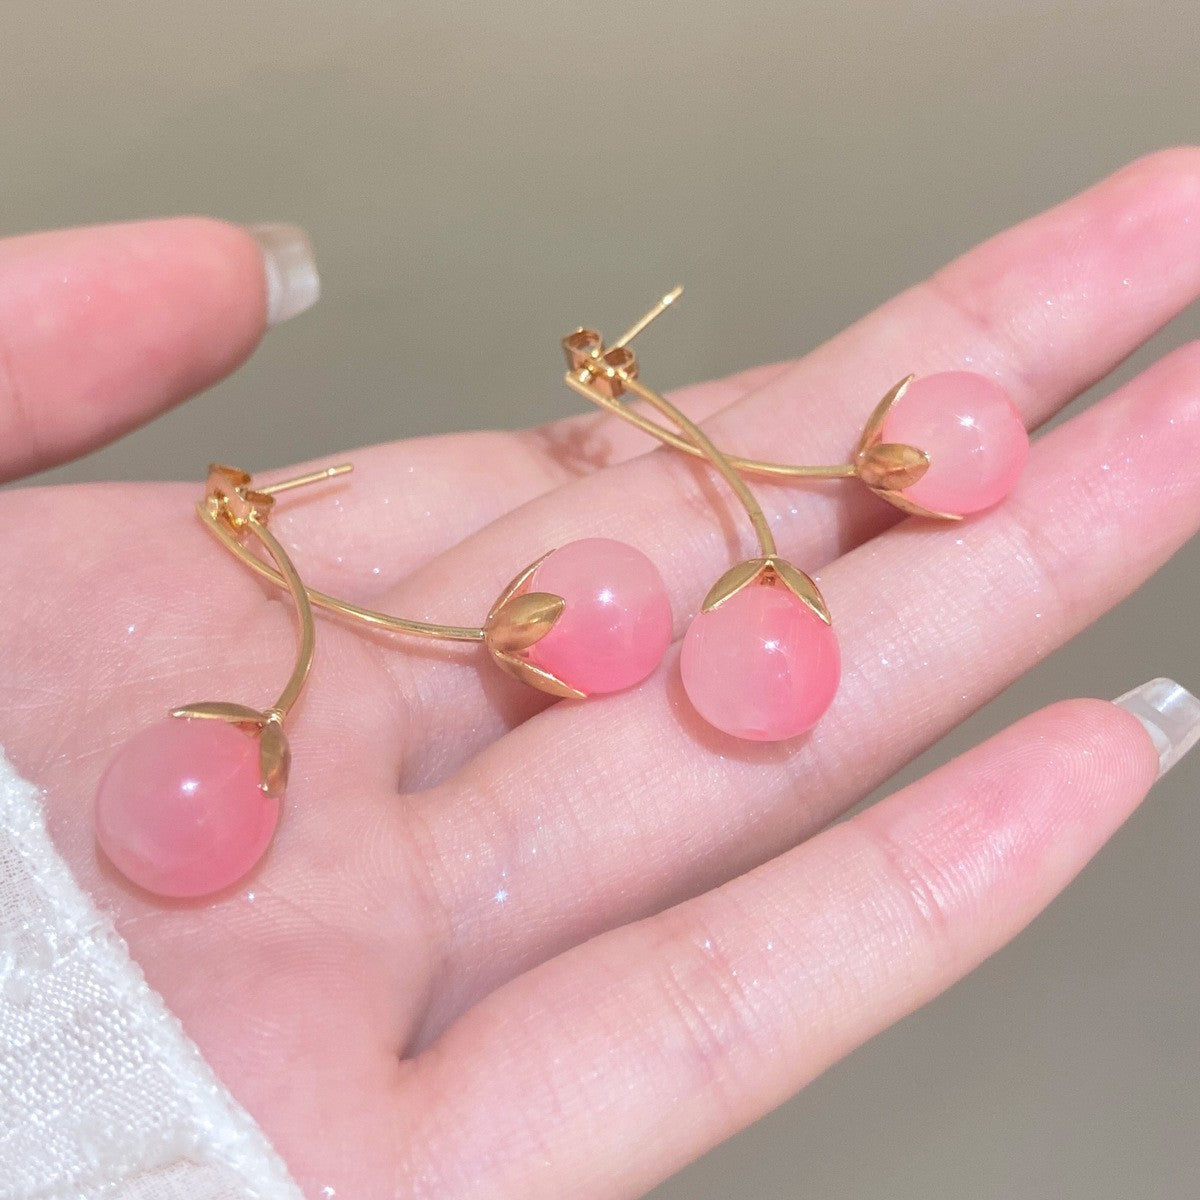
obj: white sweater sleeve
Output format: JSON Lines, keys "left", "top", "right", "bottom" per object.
{"left": 0, "top": 750, "right": 305, "bottom": 1200}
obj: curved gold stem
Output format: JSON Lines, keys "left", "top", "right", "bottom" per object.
{"left": 618, "top": 373, "right": 777, "bottom": 558}
{"left": 567, "top": 370, "right": 779, "bottom": 557}
{"left": 198, "top": 504, "right": 487, "bottom": 644}
{"left": 243, "top": 515, "right": 315, "bottom": 721}
{"left": 564, "top": 372, "right": 858, "bottom": 481}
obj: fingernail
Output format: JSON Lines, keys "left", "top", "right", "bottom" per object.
{"left": 246, "top": 223, "right": 319, "bottom": 327}
{"left": 1113, "top": 677, "right": 1200, "bottom": 777}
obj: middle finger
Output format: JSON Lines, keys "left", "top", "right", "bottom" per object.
{"left": 414, "top": 337, "right": 1200, "bottom": 1035}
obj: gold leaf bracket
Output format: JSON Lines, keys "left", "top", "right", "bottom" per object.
{"left": 855, "top": 442, "right": 930, "bottom": 491}
{"left": 766, "top": 558, "right": 832, "bottom": 625}
{"left": 481, "top": 551, "right": 586, "bottom": 699}
{"left": 850, "top": 377, "right": 963, "bottom": 521}
{"left": 701, "top": 558, "right": 771, "bottom": 612}
{"left": 484, "top": 591, "right": 566, "bottom": 653}
{"left": 700, "top": 556, "right": 831, "bottom": 625}
{"left": 170, "top": 701, "right": 267, "bottom": 727}
{"left": 491, "top": 651, "right": 587, "bottom": 700}
{"left": 169, "top": 702, "right": 291, "bottom": 795}
{"left": 854, "top": 375, "right": 915, "bottom": 458}
{"left": 258, "top": 716, "right": 291, "bottom": 797}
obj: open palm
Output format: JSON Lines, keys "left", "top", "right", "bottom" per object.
{"left": 3, "top": 150, "right": 1199, "bottom": 1199}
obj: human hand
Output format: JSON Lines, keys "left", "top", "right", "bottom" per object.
{"left": 3, "top": 150, "right": 1200, "bottom": 1198}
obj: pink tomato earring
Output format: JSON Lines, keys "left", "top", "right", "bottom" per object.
{"left": 206, "top": 473, "right": 673, "bottom": 702}
{"left": 94, "top": 464, "right": 339, "bottom": 898}
{"left": 561, "top": 288, "right": 1029, "bottom": 741}
{"left": 562, "top": 291, "right": 840, "bottom": 742}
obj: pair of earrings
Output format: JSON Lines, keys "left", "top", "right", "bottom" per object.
{"left": 93, "top": 290, "right": 1028, "bottom": 899}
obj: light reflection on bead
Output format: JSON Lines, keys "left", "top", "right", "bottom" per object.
{"left": 680, "top": 584, "right": 840, "bottom": 741}
{"left": 95, "top": 717, "right": 278, "bottom": 898}
{"left": 524, "top": 538, "right": 672, "bottom": 695}
{"left": 881, "top": 371, "right": 1028, "bottom": 515}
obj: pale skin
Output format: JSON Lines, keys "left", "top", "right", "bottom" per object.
{"left": 1, "top": 148, "right": 1198, "bottom": 1198}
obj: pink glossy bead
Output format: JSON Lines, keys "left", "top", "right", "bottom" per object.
{"left": 95, "top": 717, "right": 278, "bottom": 898}
{"left": 680, "top": 584, "right": 841, "bottom": 741}
{"left": 880, "top": 371, "right": 1028, "bottom": 515}
{"left": 524, "top": 537, "right": 672, "bottom": 695}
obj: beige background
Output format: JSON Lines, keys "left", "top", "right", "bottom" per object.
{"left": 5, "top": 3, "right": 1200, "bottom": 1196}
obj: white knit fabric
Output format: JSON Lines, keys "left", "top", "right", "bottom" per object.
{"left": 0, "top": 750, "right": 304, "bottom": 1200}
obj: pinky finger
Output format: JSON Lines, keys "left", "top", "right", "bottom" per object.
{"left": 398, "top": 681, "right": 1198, "bottom": 1199}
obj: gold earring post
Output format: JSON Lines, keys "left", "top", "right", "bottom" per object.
{"left": 257, "top": 463, "right": 354, "bottom": 496}
{"left": 609, "top": 284, "right": 683, "bottom": 351}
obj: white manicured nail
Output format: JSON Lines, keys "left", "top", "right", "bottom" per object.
{"left": 247, "top": 223, "right": 319, "bottom": 327}
{"left": 1114, "top": 677, "right": 1200, "bottom": 778}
